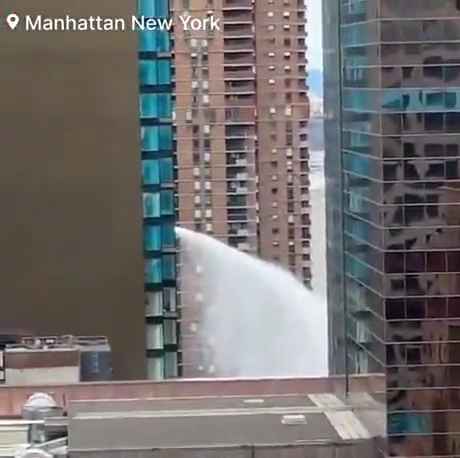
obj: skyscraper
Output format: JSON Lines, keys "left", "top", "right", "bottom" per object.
{"left": 325, "top": 1, "right": 460, "bottom": 456}
{"left": 173, "top": 0, "right": 309, "bottom": 377}
{"left": 138, "top": 0, "right": 179, "bottom": 379}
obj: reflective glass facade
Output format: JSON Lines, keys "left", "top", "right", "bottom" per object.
{"left": 138, "top": 0, "right": 178, "bottom": 379}
{"left": 325, "top": 0, "right": 460, "bottom": 456}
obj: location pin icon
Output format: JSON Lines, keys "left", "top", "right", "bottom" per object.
{"left": 6, "top": 13, "right": 19, "bottom": 30}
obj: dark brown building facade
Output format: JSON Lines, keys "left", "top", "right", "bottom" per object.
{"left": 0, "top": 1, "right": 145, "bottom": 380}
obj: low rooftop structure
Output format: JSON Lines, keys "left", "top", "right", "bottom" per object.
{"left": 0, "top": 377, "right": 384, "bottom": 458}
{"left": 1, "top": 336, "right": 112, "bottom": 386}
{"left": 68, "top": 393, "right": 380, "bottom": 453}
{"left": 0, "top": 375, "right": 384, "bottom": 418}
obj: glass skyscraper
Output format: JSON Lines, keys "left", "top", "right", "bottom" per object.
{"left": 325, "top": 1, "right": 460, "bottom": 456}
{"left": 138, "top": 0, "right": 178, "bottom": 379}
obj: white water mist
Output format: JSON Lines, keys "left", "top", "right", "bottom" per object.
{"left": 176, "top": 227, "right": 328, "bottom": 378}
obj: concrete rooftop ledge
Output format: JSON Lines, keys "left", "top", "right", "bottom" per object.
{"left": 0, "top": 375, "right": 384, "bottom": 418}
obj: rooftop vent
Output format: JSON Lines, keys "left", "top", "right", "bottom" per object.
{"left": 281, "top": 414, "right": 307, "bottom": 425}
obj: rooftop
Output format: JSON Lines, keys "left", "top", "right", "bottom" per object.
{"left": 68, "top": 393, "right": 378, "bottom": 451}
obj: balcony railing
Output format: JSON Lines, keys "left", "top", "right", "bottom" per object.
{"left": 224, "top": 53, "right": 254, "bottom": 65}
{"left": 225, "top": 94, "right": 256, "bottom": 107}
{"left": 223, "top": 10, "right": 253, "bottom": 23}
{"left": 224, "top": 38, "right": 254, "bottom": 51}
{"left": 223, "top": 0, "right": 252, "bottom": 9}
{"left": 224, "top": 24, "right": 253, "bottom": 37}
{"left": 224, "top": 68, "right": 255, "bottom": 80}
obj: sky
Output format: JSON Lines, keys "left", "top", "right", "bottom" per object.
{"left": 306, "top": 0, "right": 323, "bottom": 71}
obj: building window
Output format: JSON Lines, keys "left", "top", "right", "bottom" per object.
{"left": 139, "top": 0, "right": 169, "bottom": 18}
{"left": 145, "top": 291, "right": 163, "bottom": 317}
{"left": 139, "top": 60, "right": 171, "bottom": 86}
{"left": 139, "top": 30, "right": 170, "bottom": 52}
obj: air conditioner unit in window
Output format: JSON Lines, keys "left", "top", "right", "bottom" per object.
{"left": 186, "top": 111, "right": 192, "bottom": 122}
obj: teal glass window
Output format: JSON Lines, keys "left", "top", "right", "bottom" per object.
{"left": 162, "top": 224, "right": 175, "bottom": 248}
{"left": 382, "top": 91, "right": 402, "bottom": 110}
{"left": 341, "top": 22, "right": 373, "bottom": 46}
{"left": 139, "top": 94, "right": 171, "bottom": 118}
{"left": 162, "top": 255, "right": 176, "bottom": 280}
{"left": 139, "top": 60, "right": 158, "bottom": 85}
{"left": 343, "top": 89, "right": 373, "bottom": 111}
{"left": 139, "top": 31, "right": 170, "bottom": 52}
{"left": 345, "top": 255, "right": 370, "bottom": 284}
{"left": 141, "top": 126, "right": 159, "bottom": 151}
{"left": 139, "top": 60, "right": 171, "bottom": 86}
{"left": 140, "top": 94, "right": 158, "bottom": 118}
{"left": 159, "top": 125, "right": 172, "bottom": 149}
{"left": 158, "top": 60, "right": 171, "bottom": 84}
{"left": 159, "top": 158, "right": 173, "bottom": 183}
{"left": 156, "top": 31, "right": 170, "bottom": 52}
{"left": 139, "top": 0, "right": 168, "bottom": 18}
{"left": 345, "top": 216, "right": 371, "bottom": 241}
{"left": 143, "top": 192, "right": 160, "bottom": 217}
{"left": 158, "top": 93, "right": 172, "bottom": 118}
{"left": 141, "top": 126, "right": 172, "bottom": 151}
{"left": 446, "top": 92, "right": 458, "bottom": 109}
{"left": 145, "top": 258, "right": 162, "bottom": 283}
{"left": 142, "top": 159, "right": 173, "bottom": 185}
{"left": 425, "top": 91, "right": 444, "bottom": 109}
{"left": 144, "top": 225, "right": 161, "bottom": 251}
{"left": 388, "top": 413, "right": 432, "bottom": 435}
{"left": 160, "top": 190, "right": 174, "bottom": 215}
{"left": 142, "top": 160, "right": 160, "bottom": 185}
{"left": 343, "top": 152, "right": 371, "bottom": 176}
